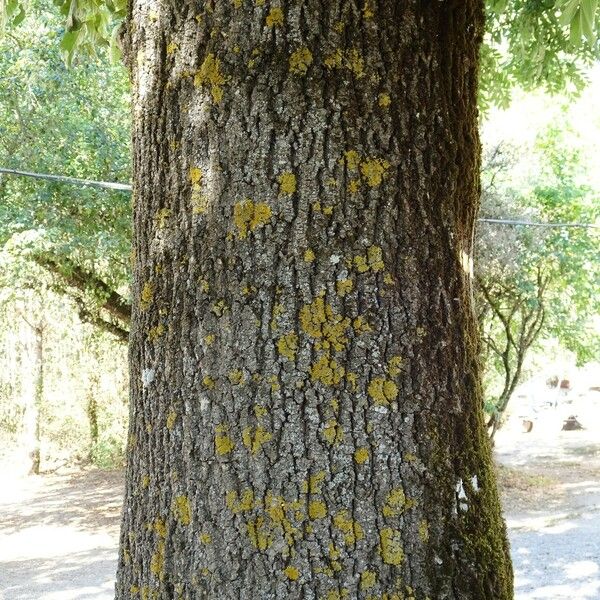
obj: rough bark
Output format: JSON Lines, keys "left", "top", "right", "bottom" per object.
{"left": 117, "top": 1, "right": 513, "bottom": 599}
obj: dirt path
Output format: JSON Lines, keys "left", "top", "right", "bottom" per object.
{"left": 496, "top": 423, "right": 600, "bottom": 600}
{"left": 1, "top": 427, "right": 599, "bottom": 599}
{"left": 0, "top": 469, "right": 123, "bottom": 600}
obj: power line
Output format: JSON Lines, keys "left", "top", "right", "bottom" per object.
{"left": 1, "top": 166, "right": 598, "bottom": 230}
{"left": 0, "top": 167, "right": 132, "bottom": 192}
{"left": 478, "top": 218, "right": 599, "bottom": 230}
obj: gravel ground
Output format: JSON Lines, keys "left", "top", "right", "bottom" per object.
{"left": 1, "top": 403, "right": 599, "bottom": 599}
{"left": 495, "top": 397, "right": 600, "bottom": 600}
{"left": 0, "top": 469, "right": 123, "bottom": 600}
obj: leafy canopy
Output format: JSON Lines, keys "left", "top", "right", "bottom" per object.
{"left": 2, "top": 1, "right": 599, "bottom": 94}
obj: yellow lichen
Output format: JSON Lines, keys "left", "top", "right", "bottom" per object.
{"left": 268, "top": 375, "right": 280, "bottom": 392}
{"left": 194, "top": 53, "right": 226, "bottom": 103}
{"left": 378, "top": 93, "right": 391, "bottom": 108}
{"left": 346, "top": 372, "right": 358, "bottom": 391}
{"left": 360, "top": 158, "right": 390, "bottom": 187}
{"left": 254, "top": 404, "right": 268, "bottom": 418}
{"left": 233, "top": 199, "right": 272, "bottom": 239}
{"left": 142, "top": 474, "right": 150, "bottom": 488}
{"left": 283, "top": 565, "right": 300, "bottom": 580}
{"left": 226, "top": 489, "right": 255, "bottom": 513}
{"left": 203, "top": 376, "right": 216, "bottom": 389}
{"left": 166, "top": 410, "right": 177, "bottom": 430}
{"left": 304, "top": 248, "right": 315, "bottom": 262}
{"left": 204, "top": 333, "right": 215, "bottom": 346}
{"left": 324, "top": 50, "right": 365, "bottom": 78}
{"left": 302, "top": 470, "right": 326, "bottom": 494}
{"left": 308, "top": 500, "right": 327, "bottom": 519}
{"left": 173, "top": 495, "right": 192, "bottom": 526}
{"left": 140, "top": 281, "right": 154, "bottom": 311}
{"left": 348, "top": 179, "right": 361, "bottom": 194}
{"left": 166, "top": 41, "right": 178, "bottom": 55}
{"left": 360, "top": 570, "right": 377, "bottom": 590}
{"left": 150, "top": 540, "right": 165, "bottom": 578}
{"left": 347, "top": 49, "right": 365, "bottom": 78}
{"left": 363, "top": 0, "right": 375, "bottom": 19}
{"left": 215, "top": 424, "right": 235, "bottom": 455}
{"left": 199, "top": 532, "right": 212, "bottom": 544}
{"left": 242, "top": 426, "right": 273, "bottom": 454}
{"left": 418, "top": 519, "right": 429, "bottom": 543}
{"left": 198, "top": 278, "right": 210, "bottom": 293}
{"left": 189, "top": 167, "right": 202, "bottom": 185}
{"left": 148, "top": 323, "right": 165, "bottom": 342}
{"left": 336, "top": 279, "right": 353, "bottom": 297}
{"left": 324, "top": 49, "right": 343, "bottom": 69}
{"left": 212, "top": 299, "right": 228, "bottom": 317}
{"left": 322, "top": 419, "right": 344, "bottom": 445}
{"left": 353, "top": 316, "right": 372, "bottom": 333}
{"left": 343, "top": 150, "right": 361, "bottom": 171}
{"left": 325, "top": 589, "right": 350, "bottom": 600}
{"left": 232, "top": 0, "right": 242, "bottom": 7}
{"left": 266, "top": 7, "right": 284, "bottom": 27}
{"left": 155, "top": 207, "right": 172, "bottom": 228}
{"left": 354, "top": 447, "right": 369, "bottom": 464}
{"left": 289, "top": 47, "right": 313, "bottom": 75}
{"left": 278, "top": 172, "right": 297, "bottom": 195}
{"left": 367, "top": 245, "right": 385, "bottom": 271}
{"left": 299, "top": 297, "right": 350, "bottom": 352}
{"left": 247, "top": 516, "right": 272, "bottom": 550}
{"left": 228, "top": 369, "right": 245, "bottom": 385}
{"left": 333, "top": 510, "right": 364, "bottom": 545}
{"left": 367, "top": 377, "right": 398, "bottom": 406}
{"left": 387, "top": 356, "right": 404, "bottom": 377}
{"left": 382, "top": 489, "right": 406, "bottom": 517}
{"left": 310, "top": 355, "right": 345, "bottom": 386}
{"left": 380, "top": 528, "right": 404, "bottom": 565}
{"left": 277, "top": 332, "right": 298, "bottom": 361}
{"left": 154, "top": 517, "right": 167, "bottom": 538}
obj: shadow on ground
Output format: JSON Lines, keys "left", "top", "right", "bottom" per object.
{"left": 1, "top": 549, "right": 116, "bottom": 600}
{"left": 0, "top": 469, "right": 123, "bottom": 600}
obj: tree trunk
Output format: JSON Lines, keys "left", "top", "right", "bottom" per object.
{"left": 22, "top": 322, "right": 43, "bottom": 475}
{"left": 87, "top": 373, "right": 100, "bottom": 454}
{"left": 117, "top": 2, "right": 513, "bottom": 599}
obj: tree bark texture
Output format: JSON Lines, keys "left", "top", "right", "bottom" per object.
{"left": 117, "top": 1, "right": 513, "bottom": 598}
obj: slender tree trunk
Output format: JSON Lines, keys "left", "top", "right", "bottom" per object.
{"left": 22, "top": 321, "right": 43, "bottom": 475}
{"left": 117, "top": 2, "right": 513, "bottom": 598}
{"left": 87, "top": 373, "right": 100, "bottom": 455}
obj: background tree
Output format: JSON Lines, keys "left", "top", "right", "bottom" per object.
{"left": 0, "top": 5, "right": 132, "bottom": 470}
{"left": 0, "top": 243, "right": 129, "bottom": 470}
{"left": 0, "top": 4, "right": 132, "bottom": 340}
{"left": 476, "top": 130, "right": 600, "bottom": 436}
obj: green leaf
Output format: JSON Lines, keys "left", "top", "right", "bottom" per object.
{"left": 60, "top": 29, "right": 79, "bottom": 53}
{"left": 570, "top": 7, "right": 583, "bottom": 44}
{"left": 109, "top": 24, "right": 121, "bottom": 64}
{"left": 581, "top": 0, "right": 598, "bottom": 43}
{"left": 559, "top": 0, "right": 582, "bottom": 26}
{"left": 12, "top": 5, "right": 25, "bottom": 25}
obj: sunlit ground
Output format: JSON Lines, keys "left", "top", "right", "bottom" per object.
{"left": 1, "top": 386, "right": 599, "bottom": 598}
{"left": 496, "top": 373, "right": 600, "bottom": 600}
{"left": 0, "top": 470, "right": 122, "bottom": 600}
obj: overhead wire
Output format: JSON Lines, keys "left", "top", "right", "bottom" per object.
{"left": 1, "top": 166, "right": 599, "bottom": 229}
